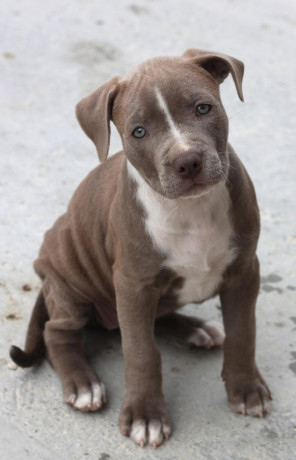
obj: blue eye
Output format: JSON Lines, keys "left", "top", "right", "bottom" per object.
{"left": 132, "top": 127, "right": 147, "bottom": 138}
{"left": 196, "top": 104, "right": 211, "bottom": 115}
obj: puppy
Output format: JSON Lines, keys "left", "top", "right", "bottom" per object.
{"left": 10, "top": 48, "right": 271, "bottom": 448}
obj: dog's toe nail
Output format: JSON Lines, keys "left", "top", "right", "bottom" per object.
{"left": 206, "top": 339, "right": 214, "bottom": 349}
{"left": 163, "top": 424, "right": 171, "bottom": 439}
{"left": 122, "top": 428, "right": 129, "bottom": 437}
{"left": 230, "top": 402, "right": 246, "bottom": 415}
{"left": 66, "top": 394, "right": 76, "bottom": 405}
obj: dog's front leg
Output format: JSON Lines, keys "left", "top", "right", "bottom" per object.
{"left": 114, "top": 271, "right": 171, "bottom": 448}
{"left": 220, "top": 257, "right": 272, "bottom": 417}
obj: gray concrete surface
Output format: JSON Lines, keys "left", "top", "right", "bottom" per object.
{"left": 1, "top": 0, "right": 296, "bottom": 458}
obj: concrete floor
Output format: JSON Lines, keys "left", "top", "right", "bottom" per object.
{"left": 1, "top": 0, "right": 296, "bottom": 458}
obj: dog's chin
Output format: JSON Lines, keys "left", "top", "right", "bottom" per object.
{"left": 180, "top": 181, "right": 213, "bottom": 199}
{"left": 162, "top": 177, "right": 223, "bottom": 200}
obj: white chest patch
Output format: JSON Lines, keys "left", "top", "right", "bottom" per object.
{"left": 128, "top": 162, "right": 237, "bottom": 305}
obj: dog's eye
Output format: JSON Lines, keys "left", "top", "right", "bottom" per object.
{"left": 196, "top": 104, "right": 211, "bottom": 115}
{"left": 132, "top": 127, "right": 147, "bottom": 138}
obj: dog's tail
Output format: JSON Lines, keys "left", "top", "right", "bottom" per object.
{"left": 10, "top": 290, "right": 48, "bottom": 367}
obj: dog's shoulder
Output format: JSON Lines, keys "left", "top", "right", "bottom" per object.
{"left": 225, "top": 144, "right": 260, "bottom": 279}
{"left": 74, "top": 151, "right": 123, "bottom": 198}
{"left": 227, "top": 144, "right": 260, "bottom": 230}
{"left": 68, "top": 151, "right": 124, "bottom": 217}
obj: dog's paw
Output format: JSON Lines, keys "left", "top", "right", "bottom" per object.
{"left": 63, "top": 371, "right": 107, "bottom": 412}
{"left": 186, "top": 320, "right": 225, "bottom": 349}
{"left": 226, "top": 377, "right": 272, "bottom": 418}
{"left": 119, "top": 393, "right": 171, "bottom": 448}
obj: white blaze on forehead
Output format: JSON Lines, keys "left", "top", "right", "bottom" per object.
{"left": 154, "top": 86, "right": 189, "bottom": 149}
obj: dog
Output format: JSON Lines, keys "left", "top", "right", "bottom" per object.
{"left": 10, "top": 48, "right": 271, "bottom": 448}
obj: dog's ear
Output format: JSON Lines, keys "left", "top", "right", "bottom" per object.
{"left": 183, "top": 49, "right": 244, "bottom": 102}
{"left": 75, "top": 76, "right": 120, "bottom": 162}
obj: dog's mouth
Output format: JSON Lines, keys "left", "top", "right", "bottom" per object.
{"left": 181, "top": 181, "right": 212, "bottom": 198}
{"left": 180, "top": 175, "right": 223, "bottom": 198}
{"left": 159, "top": 176, "right": 222, "bottom": 200}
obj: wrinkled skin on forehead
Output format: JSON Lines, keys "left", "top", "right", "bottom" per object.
{"left": 113, "top": 57, "right": 229, "bottom": 199}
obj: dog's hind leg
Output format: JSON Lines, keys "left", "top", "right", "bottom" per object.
{"left": 42, "top": 277, "right": 106, "bottom": 412}
{"left": 155, "top": 312, "right": 225, "bottom": 349}
{"left": 44, "top": 317, "right": 106, "bottom": 411}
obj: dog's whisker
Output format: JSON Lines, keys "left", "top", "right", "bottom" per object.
{"left": 228, "top": 109, "right": 245, "bottom": 120}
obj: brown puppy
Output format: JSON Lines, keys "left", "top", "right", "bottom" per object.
{"left": 10, "top": 49, "right": 271, "bottom": 448}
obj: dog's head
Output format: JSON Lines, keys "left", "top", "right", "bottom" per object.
{"left": 76, "top": 49, "right": 244, "bottom": 199}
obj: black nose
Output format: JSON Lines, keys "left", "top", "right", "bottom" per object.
{"left": 172, "top": 151, "right": 203, "bottom": 179}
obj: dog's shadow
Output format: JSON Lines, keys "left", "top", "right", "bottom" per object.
{"left": 83, "top": 324, "right": 122, "bottom": 358}
{"left": 82, "top": 323, "right": 223, "bottom": 363}
{"left": 82, "top": 324, "right": 224, "bottom": 418}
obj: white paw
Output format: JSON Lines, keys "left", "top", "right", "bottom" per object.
{"left": 203, "top": 321, "right": 225, "bottom": 346}
{"left": 187, "top": 321, "right": 225, "bottom": 348}
{"left": 66, "top": 382, "right": 106, "bottom": 411}
{"left": 130, "top": 419, "right": 171, "bottom": 448}
{"left": 130, "top": 419, "right": 146, "bottom": 447}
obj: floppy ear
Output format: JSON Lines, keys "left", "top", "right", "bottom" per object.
{"left": 182, "top": 49, "right": 244, "bottom": 102}
{"left": 75, "top": 76, "right": 120, "bottom": 162}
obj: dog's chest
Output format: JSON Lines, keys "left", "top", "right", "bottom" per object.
{"left": 137, "top": 183, "right": 236, "bottom": 304}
